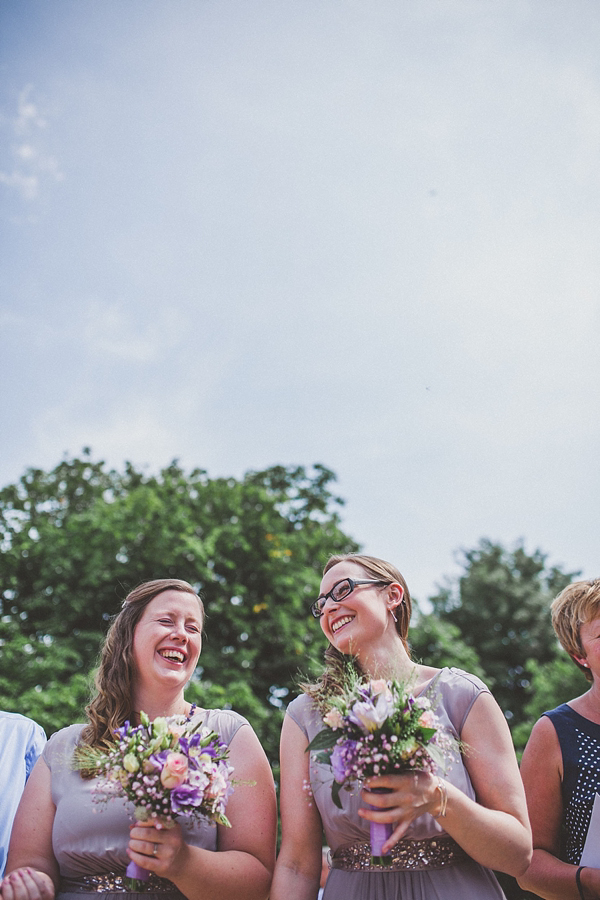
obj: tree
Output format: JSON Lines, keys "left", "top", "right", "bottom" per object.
{"left": 409, "top": 606, "right": 485, "bottom": 678}
{"left": 429, "top": 539, "right": 577, "bottom": 727}
{"left": 0, "top": 451, "right": 359, "bottom": 766}
{"left": 511, "top": 651, "right": 589, "bottom": 755}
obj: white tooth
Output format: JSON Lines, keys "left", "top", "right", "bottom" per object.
{"left": 162, "top": 650, "right": 184, "bottom": 661}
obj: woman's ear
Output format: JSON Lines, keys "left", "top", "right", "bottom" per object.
{"left": 572, "top": 654, "right": 589, "bottom": 668}
{"left": 387, "top": 582, "right": 404, "bottom": 612}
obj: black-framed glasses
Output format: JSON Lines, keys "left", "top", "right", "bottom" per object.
{"left": 310, "top": 578, "right": 388, "bottom": 618}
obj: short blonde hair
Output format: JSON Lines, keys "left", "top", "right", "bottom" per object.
{"left": 551, "top": 579, "right": 600, "bottom": 682}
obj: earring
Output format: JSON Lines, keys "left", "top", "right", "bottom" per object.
{"left": 389, "top": 608, "right": 398, "bottom": 623}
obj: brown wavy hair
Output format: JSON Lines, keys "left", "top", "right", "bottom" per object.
{"left": 80, "top": 579, "right": 204, "bottom": 751}
{"left": 302, "top": 554, "right": 412, "bottom": 710}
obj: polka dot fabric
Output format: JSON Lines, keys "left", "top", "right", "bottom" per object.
{"left": 544, "top": 704, "right": 600, "bottom": 864}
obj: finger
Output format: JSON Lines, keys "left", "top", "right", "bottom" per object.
{"left": 128, "top": 835, "right": 160, "bottom": 858}
{"left": 22, "top": 872, "right": 53, "bottom": 900}
{"left": 381, "top": 820, "right": 410, "bottom": 853}
{"left": 361, "top": 789, "right": 401, "bottom": 809}
{"left": 2, "top": 871, "right": 35, "bottom": 900}
{"left": 0, "top": 877, "right": 15, "bottom": 900}
{"left": 6, "top": 871, "right": 32, "bottom": 900}
{"left": 129, "top": 825, "right": 159, "bottom": 843}
{"left": 126, "top": 846, "right": 157, "bottom": 871}
{"left": 365, "top": 772, "right": 416, "bottom": 789}
{"left": 16, "top": 871, "right": 48, "bottom": 900}
{"left": 358, "top": 804, "right": 406, "bottom": 825}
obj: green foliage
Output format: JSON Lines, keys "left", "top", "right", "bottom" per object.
{"left": 1, "top": 451, "right": 586, "bottom": 786}
{"left": 511, "top": 652, "right": 589, "bottom": 754}
{"left": 0, "top": 451, "right": 358, "bottom": 766}
{"left": 409, "top": 606, "right": 485, "bottom": 678}
{"left": 429, "top": 538, "right": 577, "bottom": 727}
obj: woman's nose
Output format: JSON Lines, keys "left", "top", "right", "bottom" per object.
{"left": 170, "top": 621, "right": 187, "bottom": 641}
{"left": 322, "top": 594, "right": 340, "bottom": 614}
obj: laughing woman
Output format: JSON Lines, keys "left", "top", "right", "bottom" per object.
{"left": 271, "top": 554, "right": 531, "bottom": 900}
{"left": 1, "top": 579, "right": 277, "bottom": 900}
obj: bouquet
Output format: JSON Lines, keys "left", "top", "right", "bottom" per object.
{"left": 75, "top": 712, "right": 234, "bottom": 888}
{"left": 307, "top": 673, "right": 456, "bottom": 865}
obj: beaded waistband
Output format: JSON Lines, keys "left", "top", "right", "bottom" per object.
{"left": 331, "top": 835, "right": 469, "bottom": 872}
{"left": 59, "top": 874, "right": 178, "bottom": 894}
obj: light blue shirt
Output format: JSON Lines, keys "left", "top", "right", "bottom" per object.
{"left": 0, "top": 711, "right": 47, "bottom": 875}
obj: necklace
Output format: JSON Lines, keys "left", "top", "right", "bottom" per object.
{"left": 132, "top": 702, "right": 197, "bottom": 724}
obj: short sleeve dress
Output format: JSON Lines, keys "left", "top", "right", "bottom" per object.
{"left": 286, "top": 667, "right": 507, "bottom": 900}
{"left": 43, "top": 709, "right": 248, "bottom": 900}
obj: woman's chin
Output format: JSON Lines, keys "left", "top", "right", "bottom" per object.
{"left": 330, "top": 629, "right": 356, "bottom": 654}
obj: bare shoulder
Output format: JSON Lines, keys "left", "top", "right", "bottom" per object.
{"left": 413, "top": 665, "right": 441, "bottom": 691}
{"left": 521, "top": 716, "right": 562, "bottom": 777}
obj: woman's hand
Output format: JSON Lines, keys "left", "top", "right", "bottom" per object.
{"left": 359, "top": 770, "right": 442, "bottom": 851}
{"left": 127, "top": 820, "right": 189, "bottom": 880}
{"left": 0, "top": 869, "right": 55, "bottom": 900}
{"left": 579, "top": 866, "right": 600, "bottom": 900}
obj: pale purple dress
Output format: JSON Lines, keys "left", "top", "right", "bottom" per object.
{"left": 42, "top": 709, "right": 248, "bottom": 900}
{"left": 286, "top": 668, "right": 507, "bottom": 900}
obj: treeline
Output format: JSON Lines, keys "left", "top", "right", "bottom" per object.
{"left": 0, "top": 451, "right": 587, "bottom": 774}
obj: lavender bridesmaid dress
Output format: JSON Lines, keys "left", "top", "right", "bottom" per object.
{"left": 43, "top": 709, "right": 248, "bottom": 900}
{"left": 286, "top": 668, "right": 507, "bottom": 900}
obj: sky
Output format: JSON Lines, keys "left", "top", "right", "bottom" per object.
{"left": 1, "top": 0, "right": 598, "bottom": 606}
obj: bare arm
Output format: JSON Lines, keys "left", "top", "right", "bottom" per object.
{"left": 270, "top": 714, "right": 325, "bottom": 900}
{"left": 360, "top": 691, "right": 532, "bottom": 876}
{"left": 518, "top": 715, "right": 600, "bottom": 899}
{"left": 128, "top": 724, "right": 277, "bottom": 900}
{"left": 1, "top": 757, "right": 58, "bottom": 900}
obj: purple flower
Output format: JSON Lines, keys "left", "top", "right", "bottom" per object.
{"left": 170, "top": 783, "right": 203, "bottom": 813}
{"left": 148, "top": 750, "right": 169, "bottom": 771}
{"left": 331, "top": 739, "right": 359, "bottom": 783}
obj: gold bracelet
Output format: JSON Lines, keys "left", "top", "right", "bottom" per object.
{"left": 433, "top": 777, "right": 448, "bottom": 818}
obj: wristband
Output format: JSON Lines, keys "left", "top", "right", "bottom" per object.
{"left": 576, "top": 865, "right": 587, "bottom": 900}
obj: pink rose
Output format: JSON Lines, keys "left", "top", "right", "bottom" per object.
{"left": 369, "top": 679, "right": 389, "bottom": 696}
{"left": 418, "top": 711, "right": 436, "bottom": 728}
{"left": 160, "top": 752, "right": 188, "bottom": 789}
{"left": 323, "top": 709, "right": 344, "bottom": 729}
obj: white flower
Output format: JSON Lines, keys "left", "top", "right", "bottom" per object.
{"left": 349, "top": 691, "right": 395, "bottom": 733}
{"left": 123, "top": 753, "right": 140, "bottom": 773}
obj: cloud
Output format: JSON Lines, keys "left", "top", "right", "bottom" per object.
{"left": 79, "top": 300, "right": 184, "bottom": 363}
{"left": 0, "top": 85, "right": 63, "bottom": 203}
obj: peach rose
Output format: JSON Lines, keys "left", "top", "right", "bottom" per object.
{"left": 160, "top": 752, "right": 189, "bottom": 789}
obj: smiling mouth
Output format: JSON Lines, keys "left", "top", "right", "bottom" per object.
{"left": 158, "top": 649, "right": 186, "bottom": 663}
{"left": 331, "top": 615, "right": 354, "bottom": 634}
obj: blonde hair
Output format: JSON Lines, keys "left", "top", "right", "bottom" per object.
{"left": 551, "top": 578, "right": 600, "bottom": 683}
{"left": 303, "top": 554, "right": 412, "bottom": 708}
{"left": 80, "top": 579, "right": 204, "bottom": 750}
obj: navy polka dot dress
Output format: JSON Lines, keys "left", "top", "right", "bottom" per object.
{"left": 544, "top": 703, "right": 600, "bottom": 864}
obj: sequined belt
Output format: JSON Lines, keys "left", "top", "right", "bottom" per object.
{"left": 59, "top": 874, "right": 180, "bottom": 894}
{"left": 331, "top": 835, "right": 469, "bottom": 872}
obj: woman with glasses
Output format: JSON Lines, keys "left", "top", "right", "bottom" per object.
{"left": 271, "top": 554, "right": 531, "bottom": 900}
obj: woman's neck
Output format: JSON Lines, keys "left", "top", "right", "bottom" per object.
{"left": 356, "top": 637, "right": 416, "bottom": 682}
{"left": 131, "top": 688, "right": 190, "bottom": 722}
{"left": 571, "top": 680, "right": 600, "bottom": 723}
